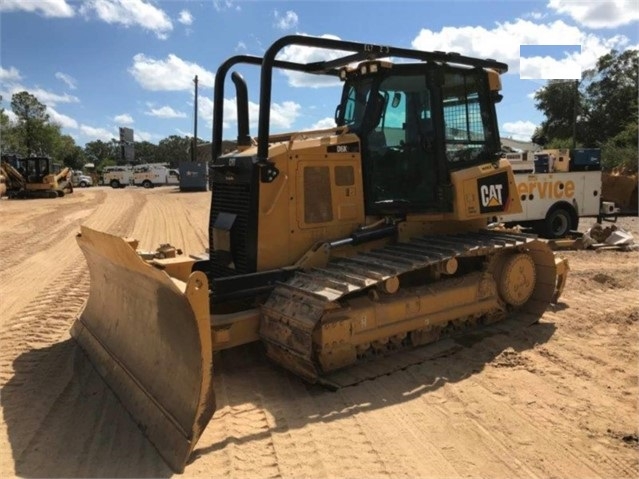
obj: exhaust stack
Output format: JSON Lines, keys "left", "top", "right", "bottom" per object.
{"left": 231, "top": 71, "right": 251, "bottom": 150}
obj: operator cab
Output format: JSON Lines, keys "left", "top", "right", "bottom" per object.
{"left": 335, "top": 60, "right": 502, "bottom": 215}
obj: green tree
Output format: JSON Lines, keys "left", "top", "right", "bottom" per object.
{"left": 156, "top": 135, "right": 192, "bottom": 166}
{"left": 533, "top": 49, "right": 638, "bottom": 170}
{"left": 54, "top": 134, "right": 86, "bottom": 170}
{"left": 134, "top": 140, "right": 158, "bottom": 164}
{"left": 84, "top": 139, "right": 119, "bottom": 165}
{"left": 10, "top": 91, "right": 53, "bottom": 156}
{"left": 582, "top": 50, "right": 638, "bottom": 142}
{"left": 1, "top": 95, "right": 20, "bottom": 154}
{"left": 533, "top": 80, "right": 583, "bottom": 146}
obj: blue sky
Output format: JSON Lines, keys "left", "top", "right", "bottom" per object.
{"left": 1, "top": 0, "right": 638, "bottom": 146}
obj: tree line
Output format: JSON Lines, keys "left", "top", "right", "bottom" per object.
{"left": 532, "top": 49, "right": 638, "bottom": 172}
{"left": 0, "top": 91, "right": 204, "bottom": 171}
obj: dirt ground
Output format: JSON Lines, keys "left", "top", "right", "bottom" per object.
{"left": 1, "top": 186, "right": 637, "bottom": 478}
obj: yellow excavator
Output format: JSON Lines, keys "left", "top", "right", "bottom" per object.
{"left": 0, "top": 155, "right": 73, "bottom": 198}
{"left": 72, "top": 36, "right": 569, "bottom": 472}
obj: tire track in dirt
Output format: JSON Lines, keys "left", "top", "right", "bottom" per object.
{"left": 302, "top": 385, "right": 389, "bottom": 478}
{"left": 211, "top": 362, "right": 282, "bottom": 478}
{"left": 130, "top": 188, "right": 209, "bottom": 254}
{"left": 2, "top": 197, "right": 637, "bottom": 478}
{"left": 0, "top": 188, "right": 145, "bottom": 383}
{"left": 0, "top": 264, "right": 89, "bottom": 385}
{"left": 430, "top": 289, "right": 639, "bottom": 478}
{"left": 338, "top": 375, "right": 466, "bottom": 478}
{"left": 82, "top": 187, "right": 146, "bottom": 235}
{"left": 397, "top": 358, "right": 544, "bottom": 479}
{"left": 251, "top": 365, "right": 330, "bottom": 478}
{"left": 0, "top": 190, "right": 106, "bottom": 273}
{"left": 1, "top": 187, "right": 155, "bottom": 477}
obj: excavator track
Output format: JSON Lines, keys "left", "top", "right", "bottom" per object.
{"left": 260, "top": 230, "right": 564, "bottom": 388}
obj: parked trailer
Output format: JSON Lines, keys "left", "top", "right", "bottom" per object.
{"left": 178, "top": 161, "right": 208, "bottom": 191}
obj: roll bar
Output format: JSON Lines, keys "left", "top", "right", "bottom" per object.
{"left": 212, "top": 35, "right": 509, "bottom": 164}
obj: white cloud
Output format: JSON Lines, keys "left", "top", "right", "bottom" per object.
{"left": 145, "top": 105, "right": 187, "bottom": 119}
{"left": 48, "top": 106, "right": 79, "bottom": 129}
{"left": 3, "top": 83, "right": 79, "bottom": 107}
{"left": 31, "top": 88, "right": 79, "bottom": 106}
{"left": 520, "top": 54, "right": 582, "bottom": 79}
{"left": 55, "top": 72, "right": 77, "bottom": 90}
{"left": 0, "top": 0, "right": 74, "bottom": 17}
{"left": 5, "top": 110, "right": 17, "bottom": 123}
{"left": 0, "top": 66, "right": 22, "bottom": 82}
{"left": 270, "top": 101, "right": 301, "bottom": 129}
{"left": 277, "top": 33, "right": 344, "bottom": 88}
{"left": 114, "top": 113, "right": 134, "bottom": 124}
{"left": 198, "top": 96, "right": 301, "bottom": 132}
{"left": 80, "top": 124, "right": 117, "bottom": 141}
{"left": 134, "top": 130, "right": 161, "bottom": 142}
{"left": 213, "top": 0, "right": 239, "bottom": 12}
{"left": 502, "top": 121, "right": 538, "bottom": 141}
{"left": 80, "top": 0, "right": 173, "bottom": 39}
{"left": 547, "top": 0, "right": 639, "bottom": 29}
{"left": 311, "top": 117, "right": 337, "bottom": 130}
{"left": 129, "top": 53, "right": 215, "bottom": 91}
{"left": 412, "top": 19, "right": 632, "bottom": 74}
{"left": 178, "top": 9, "right": 193, "bottom": 25}
{"left": 274, "top": 10, "right": 299, "bottom": 30}
{"left": 236, "top": 41, "right": 247, "bottom": 51}
{"left": 526, "top": 11, "right": 547, "bottom": 21}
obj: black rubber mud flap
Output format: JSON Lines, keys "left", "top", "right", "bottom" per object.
{"left": 71, "top": 226, "right": 215, "bottom": 472}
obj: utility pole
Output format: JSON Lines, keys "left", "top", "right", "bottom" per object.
{"left": 192, "top": 75, "right": 199, "bottom": 162}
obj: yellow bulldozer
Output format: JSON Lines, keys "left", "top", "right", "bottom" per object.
{"left": 0, "top": 155, "right": 73, "bottom": 198}
{"left": 72, "top": 35, "right": 569, "bottom": 472}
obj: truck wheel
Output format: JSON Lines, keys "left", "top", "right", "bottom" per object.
{"left": 543, "top": 207, "right": 572, "bottom": 239}
{"left": 80, "top": 181, "right": 88, "bottom": 188}
{"left": 143, "top": 180, "right": 153, "bottom": 189}
{"left": 110, "top": 179, "right": 120, "bottom": 188}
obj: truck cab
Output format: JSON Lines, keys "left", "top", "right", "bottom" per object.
{"left": 72, "top": 170, "right": 93, "bottom": 187}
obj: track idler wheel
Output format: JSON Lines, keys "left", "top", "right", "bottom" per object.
{"left": 496, "top": 253, "right": 536, "bottom": 307}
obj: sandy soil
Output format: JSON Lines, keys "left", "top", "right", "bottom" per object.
{"left": 1, "top": 186, "right": 637, "bottom": 478}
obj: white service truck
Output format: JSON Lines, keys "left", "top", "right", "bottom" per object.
{"left": 499, "top": 148, "right": 618, "bottom": 238}
{"left": 132, "top": 164, "right": 180, "bottom": 188}
{"left": 103, "top": 165, "right": 133, "bottom": 188}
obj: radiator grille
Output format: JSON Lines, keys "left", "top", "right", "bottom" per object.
{"left": 210, "top": 182, "right": 254, "bottom": 276}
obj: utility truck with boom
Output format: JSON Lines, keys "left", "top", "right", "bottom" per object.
{"left": 72, "top": 36, "right": 568, "bottom": 473}
{"left": 499, "top": 148, "right": 618, "bottom": 238}
{"left": 132, "top": 163, "right": 180, "bottom": 188}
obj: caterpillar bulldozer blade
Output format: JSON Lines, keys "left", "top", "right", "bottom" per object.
{"left": 71, "top": 226, "right": 215, "bottom": 473}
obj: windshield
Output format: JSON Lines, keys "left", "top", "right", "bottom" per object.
{"left": 341, "top": 78, "right": 374, "bottom": 129}
{"left": 441, "top": 69, "right": 498, "bottom": 165}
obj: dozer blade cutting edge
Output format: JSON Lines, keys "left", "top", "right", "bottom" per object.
{"left": 71, "top": 226, "right": 215, "bottom": 473}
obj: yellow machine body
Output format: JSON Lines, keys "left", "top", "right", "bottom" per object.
{"left": 71, "top": 36, "right": 568, "bottom": 472}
